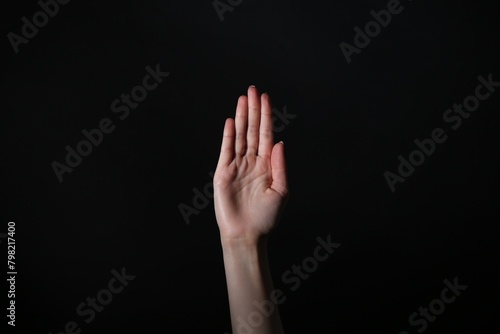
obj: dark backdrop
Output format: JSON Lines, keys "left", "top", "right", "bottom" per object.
{"left": 1, "top": 0, "right": 499, "bottom": 333}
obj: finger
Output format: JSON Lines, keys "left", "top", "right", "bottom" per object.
{"left": 258, "top": 92, "right": 274, "bottom": 157}
{"left": 270, "top": 141, "right": 288, "bottom": 197}
{"left": 235, "top": 95, "right": 248, "bottom": 156}
{"left": 246, "top": 85, "right": 261, "bottom": 156}
{"left": 216, "top": 118, "right": 235, "bottom": 168}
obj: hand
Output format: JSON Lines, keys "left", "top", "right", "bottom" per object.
{"left": 214, "top": 86, "right": 289, "bottom": 243}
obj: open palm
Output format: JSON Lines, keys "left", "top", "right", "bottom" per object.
{"left": 214, "top": 86, "right": 289, "bottom": 242}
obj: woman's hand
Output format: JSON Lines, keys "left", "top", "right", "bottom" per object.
{"left": 214, "top": 86, "right": 289, "bottom": 244}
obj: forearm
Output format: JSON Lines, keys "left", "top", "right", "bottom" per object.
{"left": 221, "top": 236, "right": 284, "bottom": 334}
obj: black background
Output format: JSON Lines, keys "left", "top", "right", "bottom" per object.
{"left": 1, "top": 0, "right": 499, "bottom": 333}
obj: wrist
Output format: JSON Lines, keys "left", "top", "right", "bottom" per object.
{"left": 220, "top": 234, "right": 268, "bottom": 250}
{"left": 220, "top": 235, "right": 269, "bottom": 282}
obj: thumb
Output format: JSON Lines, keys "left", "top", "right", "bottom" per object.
{"left": 270, "top": 141, "right": 288, "bottom": 197}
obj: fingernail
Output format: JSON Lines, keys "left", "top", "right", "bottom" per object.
{"left": 279, "top": 141, "right": 284, "bottom": 145}
{"left": 249, "top": 85, "right": 256, "bottom": 88}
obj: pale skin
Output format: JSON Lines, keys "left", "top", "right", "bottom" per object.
{"left": 214, "top": 85, "right": 289, "bottom": 334}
